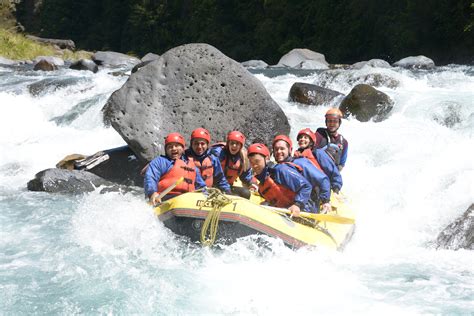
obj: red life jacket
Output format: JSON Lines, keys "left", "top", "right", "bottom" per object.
{"left": 258, "top": 173, "right": 297, "bottom": 208}
{"left": 193, "top": 156, "right": 214, "bottom": 187}
{"left": 293, "top": 148, "right": 323, "bottom": 171}
{"left": 158, "top": 159, "right": 196, "bottom": 195}
{"left": 211, "top": 142, "right": 242, "bottom": 185}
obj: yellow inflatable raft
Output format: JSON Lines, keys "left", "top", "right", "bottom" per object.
{"left": 154, "top": 188, "right": 355, "bottom": 250}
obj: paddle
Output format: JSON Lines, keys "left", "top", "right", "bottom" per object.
{"left": 150, "top": 176, "right": 185, "bottom": 206}
{"left": 262, "top": 205, "right": 355, "bottom": 225}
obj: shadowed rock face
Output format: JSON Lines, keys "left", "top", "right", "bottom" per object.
{"left": 340, "top": 84, "right": 394, "bottom": 122}
{"left": 27, "top": 168, "right": 119, "bottom": 193}
{"left": 102, "top": 43, "right": 290, "bottom": 162}
{"left": 436, "top": 204, "right": 474, "bottom": 250}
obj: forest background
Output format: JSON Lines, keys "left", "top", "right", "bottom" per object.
{"left": 7, "top": 0, "right": 474, "bottom": 64}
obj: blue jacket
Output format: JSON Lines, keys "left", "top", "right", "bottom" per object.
{"left": 287, "top": 157, "right": 331, "bottom": 203}
{"left": 210, "top": 145, "right": 254, "bottom": 186}
{"left": 313, "top": 148, "right": 343, "bottom": 191}
{"left": 256, "top": 163, "right": 316, "bottom": 213}
{"left": 144, "top": 155, "right": 206, "bottom": 198}
{"left": 316, "top": 128, "right": 348, "bottom": 167}
{"left": 185, "top": 148, "right": 231, "bottom": 193}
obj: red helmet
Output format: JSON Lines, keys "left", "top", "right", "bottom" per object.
{"left": 191, "top": 128, "right": 211, "bottom": 143}
{"left": 248, "top": 143, "right": 270, "bottom": 158}
{"left": 227, "top": 131, "right": 246, "bottom": 145}
{"left": 297, "top": 128, "right": 316, "bottom": 144}
{"left": 165, "top": 132, "right": 185, "bottom": 147}
{"left": 325, "top": 108, "right": 343, "bottom": 119}
{"left": 272, "top": 134, "right": 293, "bottom": 152}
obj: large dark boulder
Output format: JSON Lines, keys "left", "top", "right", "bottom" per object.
{"left": 339, "top": 84, "right": 394, "bottom": 122}
{"left": 436, "top": 204, "right": 474, "bottom": 250}
{"left": 70, "top": 59, "right": 99, "bottom": 73}
{"left": 288, "top": 82, "right": 344, "bottom": 106}
{"left": 73, "top": 146, "right": 145, "bottom": 186}
{"left": 27, "top": 168, "right": 122, "bottom": 193}
{"left": 92, "top": 51, "right": 140, "bottom": 68}
{"left": 102, "top": 43, "right": 290, "bottom": 162}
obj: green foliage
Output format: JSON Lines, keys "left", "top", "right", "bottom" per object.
{"left": 15, "top": 0, "right": 474, "bottom": 64}
{"left": 0, "top": 28, "right": 92, "bottom": 60}
{"left": 0, "top": 28, "right": 55, "bottom": 59}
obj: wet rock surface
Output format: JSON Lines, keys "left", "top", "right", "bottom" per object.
{"left": 436, "top": 204, "right": 474, "bottom": 250}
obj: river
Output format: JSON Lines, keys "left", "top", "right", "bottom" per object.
{"left": 1, "top": 62, "right": 473, "bottom": 314}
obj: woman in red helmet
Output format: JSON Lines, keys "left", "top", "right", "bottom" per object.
{"left": 210, "top": 131, "right": 257, "bottom": 198}
{"left": 185, "top": 127, "right": 231, "bottom": 194}
{"left": 315, "top": 108, "right": 349, "bottom": 171}
{"left": 144, "top": 132, "right": 206, "bottom": 205}
{"left": 248, "top": 143, "right": 316, "bottom": 217}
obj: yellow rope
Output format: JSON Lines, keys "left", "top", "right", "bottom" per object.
{"left": 199, "top": 188, "right": 232, "bottom": 246}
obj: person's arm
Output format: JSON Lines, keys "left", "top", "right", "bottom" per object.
{"left": 239, "top": 167, "right": 256, "bottom": 186}
{"left": 211, "top": 155, "right": 231, "bottom": 193}
{"left": 312, "top": 167, "right": 331, "bottom": 203}
{"left": 339, "top": 138, "right": 348, "bottom": 168}
{"left": 194, "top": 167, "right": 207, "bottom": 190}
{"left": 144, "top": 157, "right": 164, "bottom": 198}
{"left": 274, "top": 165, "right": 312, "bottom": 207}
{"left": 314, "top": 149, "right": 343, "bottom": 191}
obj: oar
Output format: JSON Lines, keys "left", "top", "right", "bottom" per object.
{"left": 262, "top": 205, "right": 355, "bottom": 225}
{"left": 151, "top": 176, "right": 185, "bottom": 206}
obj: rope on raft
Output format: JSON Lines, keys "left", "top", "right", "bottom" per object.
{"left": 197, "top": 188, "right": 232, "bottom": 246}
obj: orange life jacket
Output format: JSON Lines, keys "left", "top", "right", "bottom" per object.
{"left": 293, "top": 148, "right": 323, "bottom": 171}
{"left": 211, "top": 142, "right": 242, "bottom": 185}
{"left": 221, "top": 155, "right": 242, "bottom": 185}
{"left": 158, "top": 159, "right": 196, "bottom": 195}
{"left": 258, "top": 174, "right": 297, "bottom": 208}
{"left": 193, "top": 156, "right": 214, "bottom": 187}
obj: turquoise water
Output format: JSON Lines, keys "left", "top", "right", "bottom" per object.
{"left": 1, "top": 64, "right": 473, "bottom": 314}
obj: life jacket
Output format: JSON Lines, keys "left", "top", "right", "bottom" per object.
{"left": 293, "top": 148, "right": 323, "bottom": 171}
{"left": 316, "top": 128, "right": 344, "bottom": 165}
{"left": 192, "top": 156, "right": 214, "bottom": 187}
{"left": 158, "top": 159, "right": 196, "bottom": 195}
{"left": 222, "top": 155, "right": 242, "bottom": 185}
{"left": 258, "top": 172, "right": 297, "bottom": 208}
{"left": 211, "top": 142, "right": 244, "bottom": 185}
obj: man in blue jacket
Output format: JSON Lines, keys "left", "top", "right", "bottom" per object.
{"left": 185, "top": 128, "right": 231, "bottom": 194}
{"left": 315, "top": 108, "right": 349, "bottom": 171}
{"left": 144, "top": 132, "right": 207, "bottom": 205}
{"left": 272, "top": 135, "right": 332, "bottom": 213}
{"left": 248, "top": 143, "right": 316, "bottom": 217}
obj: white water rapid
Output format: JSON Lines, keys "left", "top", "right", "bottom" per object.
{"left": 0, "top": 63, "right": 473, "bottom": 314}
